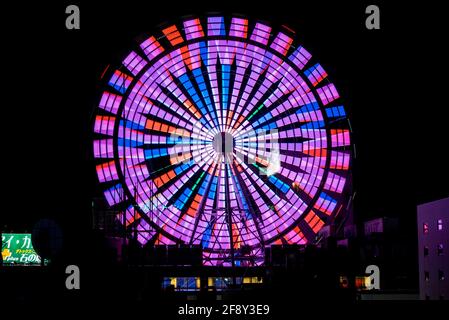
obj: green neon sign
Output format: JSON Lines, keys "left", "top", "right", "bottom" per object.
{"left": 2, "top": 233, "right": 43, "bottom": 265}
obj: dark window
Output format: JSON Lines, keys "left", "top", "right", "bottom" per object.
{"left": 424, "top": 246, "right": 429, "bottom": 257}
{"left": 438, "top": 244, "right": 444, "bottom": 256}
{"left": 439, "top": 270, "right": 445, "bottom": 281}
{"left": 425, "top": 271, "right": 430, "bottom": 282}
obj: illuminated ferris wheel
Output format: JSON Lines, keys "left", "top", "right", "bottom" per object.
{"left": 92, "top": 15, "right": 352, "bottom": 266}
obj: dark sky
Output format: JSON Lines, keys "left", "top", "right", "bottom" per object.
{"left": 2, "top": 1, "right": 448, "bottom": 238}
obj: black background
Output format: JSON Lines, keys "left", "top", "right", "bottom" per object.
{"left": 1, "top": 0, "right": 448, "bottom": 309}
{"left": 3, "top": 0, "right": 448, "bottom": 233}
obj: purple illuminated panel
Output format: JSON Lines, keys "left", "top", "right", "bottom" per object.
{"left": 229, "top": 18, "right": 248, "bottom": 38}
{"left": 123, "top": 51, "right": 148, "bottom": 76}
{"left": 92, "top": 15, "right": 352, "bottom": 266}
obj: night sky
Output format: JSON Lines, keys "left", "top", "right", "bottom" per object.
{"left": 2, "top": 1, "right": 448, "bottom": 243}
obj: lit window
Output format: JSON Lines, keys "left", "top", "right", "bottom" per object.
{"left": 423, "top": 223, "right": 429, "bottom": 234}
{"left": 438, "top": 244, "right": 444, "bottom": 256}
{"left": 425, "top": 271, "right": 430, "bottom": 282}
{"left": 438, "top": 219, "right": 443, "bottom": 231}
{"left": 424, "top": 246, "right": 429, "bottom": 257}
{"left": 439, "top": 270, "right": 445, "bottom": 281}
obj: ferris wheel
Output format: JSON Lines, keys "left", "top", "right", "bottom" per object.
{"left": 93, "top": 15, "right": 352, "bottom": 266}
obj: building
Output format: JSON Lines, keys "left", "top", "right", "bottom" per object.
{"left": 364, "top": 217, "right": 398, "bottom": 236}
{"left": 417, "top": 197, "right": 449, "bottom": 300}
{"left": 360, "top": 217, "right": 416, "bottom": 291}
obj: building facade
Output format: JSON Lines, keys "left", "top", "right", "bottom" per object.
{"left": 417, "top": 197, "right": 449, "bottom": 300}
